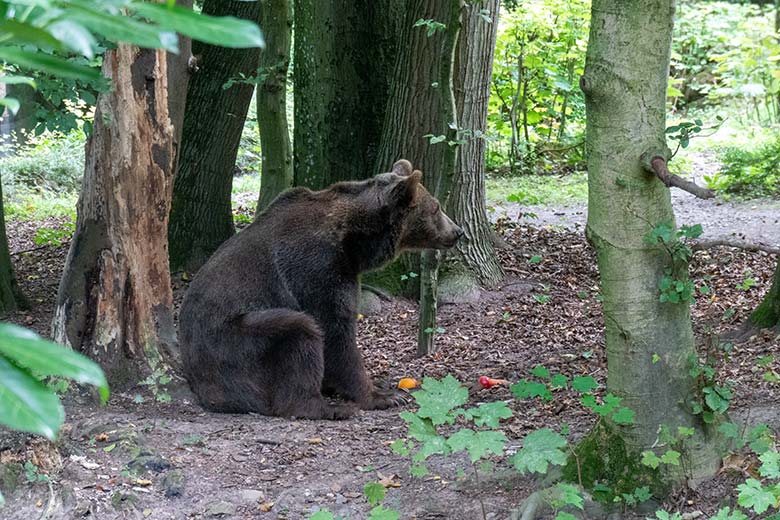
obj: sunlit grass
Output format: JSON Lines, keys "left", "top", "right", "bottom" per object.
{"left": 4, "top": 189, "right": 77, "bottom": 221}
{"left": 486, "top": 172, "right": 588, "bottom": 206}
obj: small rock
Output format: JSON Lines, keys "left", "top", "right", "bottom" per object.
{"left": 162, "top": 470, "right": 185, "bottom": 498}
{"left": 237, "top": 489, "right": 264, "bottom": 504}
{"left": 358, "top": 290, "right": 382, "bottom": 316}
{"left": 335, "top": 494, "right": 347, "bottom": 505}
{"left": 128, "top": 452, "right": 172, "bottom": 474}
{"left": 204, "top": 500, "right": 236, "bottom": 517}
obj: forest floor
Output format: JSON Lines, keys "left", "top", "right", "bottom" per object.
{"left": 2, "top": 177, "right": 779, "bottom": 520}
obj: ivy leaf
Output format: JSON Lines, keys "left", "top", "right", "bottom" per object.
{"left": 447, "top": 429, "right": 506, "bottom": 462}
{"left": 413, "top": 375, "right": 468, "bottom": 425}
{"left": 759, "top": 451, "right": 780, "bottom": 479}
{"left": 572, "top": 376, "right": 598, "bottom": 393}
{"left": 363, "top": 482, "right": 386, "bottom": 507}
{"left": 511, "top": 428, "right": 568, "bottom": 475}
{"left": 611, "top": 407, "right": 636, "bottom": 425}
{"left": 464, "top": 401, "right": 512, "bottom": 428}
{"left": 737, "top": 478, "right": 777, "bottom": 514}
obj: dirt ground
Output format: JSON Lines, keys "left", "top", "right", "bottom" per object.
{"left": 2, "top": 196, "right": 779, "bottom": 519}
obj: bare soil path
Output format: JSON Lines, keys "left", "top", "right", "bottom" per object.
{"left": 497, "top": 152, "right": 780, "bottom": 250}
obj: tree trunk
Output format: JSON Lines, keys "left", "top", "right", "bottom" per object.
{"left": 440, "top": 0, "right": 504, "bottom": 301}
{"left": 166, "top": 0, "right": 194, "bottom": 150}
{"left": 579, "top": 0, "right": 720, "bottom": 485}
{"left": 412, "top": 0, "right": 462, "bottom": 356}
{"left": 294, "top": 0, "right": 400, "bottom": 189}
{"left": 52, "top": 45, "right": 176, "bottom": 387}
{"left": 0, "top": 181, "right": 27, "bottom": 316}
{"left": 256, "top": 0, "right": 293, "bottom": 212}
{"left": 748, "top": 258, "right": 780, "bottom": 330}
{"left": 168, "top": 0, "right": 262, "bottom": 273}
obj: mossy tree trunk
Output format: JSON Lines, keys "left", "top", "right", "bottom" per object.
{"left": 52, "top": 45, "right": 177, "bottom": 387}
{"left": 168, "top": 0, "right": 262, "bottom": 273}
{"left": 294, "top": 0, "right": 400, "bottom": 189}
{"left": 0, "top": 182, "right": 27, "bottom": 316}
{"left": 256, "top": 0, "right": 293, "bottom": 212}
{"left": 440, "top": 0, "right": 504, "bottom": 301}
{"left": 748, "top": 259, "right": 780, "bottom": 329}
{"left": 581, "top": 0, "right": 720, "bottom": 484}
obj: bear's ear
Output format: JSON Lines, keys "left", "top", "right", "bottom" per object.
{"left": 386, "top": 170, "right": 421, "bottom": 207}
{"left": 391, "top": 159, "right": 414, "bottom": 177}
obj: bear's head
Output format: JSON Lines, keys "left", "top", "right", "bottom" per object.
{"left": 385, "top": 159, "right": 464, "bottom": 251}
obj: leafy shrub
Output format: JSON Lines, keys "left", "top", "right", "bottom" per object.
{"left": 0, "top": 129, "right": 85, "bottom": 195}
{"left": 706, "top": 139, "right": 780, "bottom": 197}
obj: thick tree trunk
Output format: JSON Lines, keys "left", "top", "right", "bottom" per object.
{"left": 0, "top": 182, "right": 27, "bottom": 316}
{"left": 440, "top": 0, "right": 504, "bottom": 301}
{"left": 580, "top": 0, "right": 720, "bottom": 485}
{"left": 52, "top": 45, "right": 176, "bottom": 387}
{"left": 294, "top": 0, "right": 400, "bottom": 189}
{"left": 256, "top": 0, "right": 293, "bottom": 212}
{"left": 748, "top": 258, "right": 780, "bottom": 329}
{"left": 168, "top": 0, "right": 262, "bottom": 273}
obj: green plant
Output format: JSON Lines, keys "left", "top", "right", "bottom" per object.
{"left": 33, "top": 220, "right": 75, "bottom": 247}
{"left": 644, "top": 223, "right": 708, "bottom": 305}
{"left": 0, "top": 324, "right": 109, "bottom": 504}
{"left": 136, "top": 360, "right": 172, "bottom": 403}
{"left": 706, "top": 139, "right": 780, "bottom": 198}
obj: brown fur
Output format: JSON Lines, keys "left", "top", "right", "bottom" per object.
{"left": 179, "top": 160, "right": 463, "bottom": 419}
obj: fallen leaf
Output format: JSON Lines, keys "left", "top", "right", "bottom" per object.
{"left": 259, "top": 501, "right": 274, "bottom": 512}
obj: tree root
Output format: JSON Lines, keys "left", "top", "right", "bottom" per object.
{"left": 511, "top": 484, "right": 621, "bottom": 520}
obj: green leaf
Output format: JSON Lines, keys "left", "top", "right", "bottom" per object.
{"left": 641, "top": 450, "right": 661, "bottom": 469}
{"left": 131, "top": 2, "right": 264, "bottom": 49}
{"left": 390, "top": 439, "right": 409, "bottom": 457}
{"left": 660, "top": 450, "right": 681, "bottom": 466}
{"left": 309, "top": 510, "right": 335, "bottom": 520}
{"left": 447, "top": 429, "right": 506, "bottom": 462}
{"left": 0, "top": 324, "right": 108, "bottom": 402}
{"left": 511, "top": 428, "right": 568, "bottom": 475}
{"left": 510, "top": 380, "right": 552, "bottom": 401}
{"left": 530, "top": 365, "right": 550, "bottom": 379}
{"left": 0, "top": 47, "right": 100, "bottom": 82}
{"left": 593, "top": 393, "right": 621, "bottom": 416}
{"left": 0, "top": 75, "right": 36, "bottom": 88}
{"left": 63, "top": 4, "right": 178, "bottom": 52}
{"left": 611, "top": 407, "right": 635, "bottom": 425}
{"left": 571, "top": 376, "right": 598, "bottom": 393}
{"left": 413, "top": 375, "right": 468, "bottom": 425}
{"left": 550, "top": 374, "right": 568, "bottom": 388}
{"left": 399, "top": 412, "right": 448, "bottom": 461}
{"left": 464, "top": 401, "right": 512, "bottom": 428}
{"left": 737, "top": 478, "right": 777, "bottom": 514}
{"left": 759, "top": 451, "right": 780, "bottom": 479}
{"left": 0, "top": 97, "right": 21, "bottom": 116}
{"left": 47, "top": 20, "right": 98, "bottom": 58}
{"left": 556, "top": 483, "right": 584, "bottom": 509}
{"left": 409, "top": 464, "right": 429, "bottom": 478}
{"left": 0, "top": 357, "right": 64, "bottom": 440}
{"left": 368, "top": 506, "right": 400, "bottom": 520}
{"left": 710, "top": 507, "right": 748, "bottom": 520}
{"left": 555, "top": 513, "right": 577, "bottom": 520}
{"left": 0, "top": 20, "right": 64, "bottom": 50}
{"left": 363, "top": 482, "right": 386, "bottom": 507}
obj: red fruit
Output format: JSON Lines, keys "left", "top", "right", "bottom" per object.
{"left": 479, "top": 376, "right": 508, "bottom": 389}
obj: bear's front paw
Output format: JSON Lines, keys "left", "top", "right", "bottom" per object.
{"left": 360, "top": 388, "right": 410, "bottom": 410}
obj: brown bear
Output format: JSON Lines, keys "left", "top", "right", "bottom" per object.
{"left": 178, "top": 160, "right": 463, "bottom": 420}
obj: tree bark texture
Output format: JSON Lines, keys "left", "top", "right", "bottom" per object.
{"left": 52, "top": 45, "right": 176, "bottom": 387}
{"left": 166, "top": 0, "right": 194, "bottom": 150}
{"left": 0, "top": 181, "right": 27, "bottom": 315}
{"left": 256, "top": 0, "right": 293, "bottom": 212}
{"left": 294, "top": 0, "right": 400, "bottom": 189}
{"left": 583, "top": 0, "right": 720, "bottom": 480}
{"left": 168, "top": 0, "right": 262, "bottom": 273}
{"left": 442, "top": 0, "right": 504, "bottom": 296}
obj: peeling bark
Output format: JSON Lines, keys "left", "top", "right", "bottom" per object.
{"left": 52, "top": 45, "right": 176, "bottom": 387}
